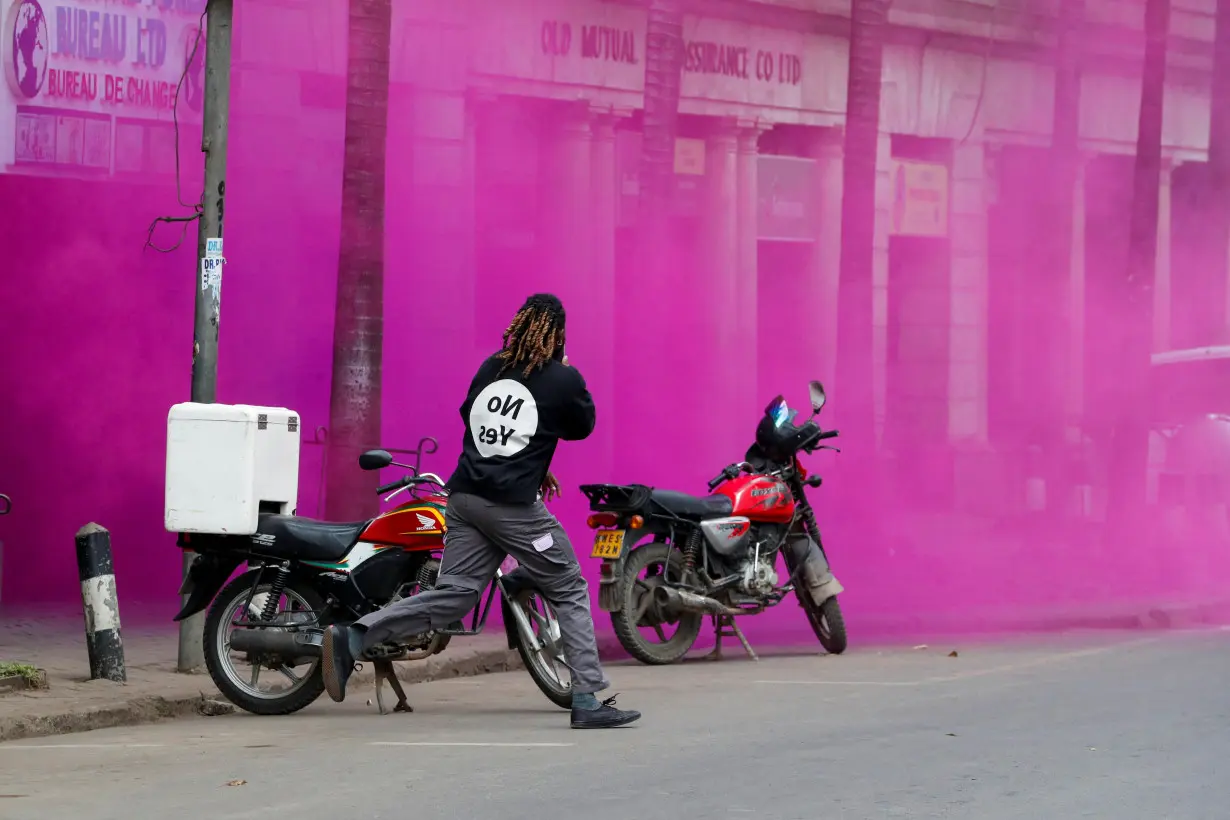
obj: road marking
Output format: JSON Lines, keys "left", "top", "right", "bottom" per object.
{"left": 757, "top": 679, "right": 922, "bottom": 687}
{"left": 3, "top": 741, "right": 574, "bottom": 752}
{"left": 1, "top": 744, "right": 166, "bottom": 750}
{"left": 369, "top": 741, "right": 574, "bottom": 748}
{"left": 756, "top": 637, "right": 1161, "bottom": 688}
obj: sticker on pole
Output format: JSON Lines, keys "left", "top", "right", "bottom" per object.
{"left": 205, "top": 238, "right": 223, "bottom": 259}
{"left": 200, "top": 257, "right": 223, "bottom": 292}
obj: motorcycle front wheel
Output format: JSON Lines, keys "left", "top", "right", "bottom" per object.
{"left": 508, "top": 592, "right": 572, "bottom": 709}
{"left": 203, "top": 570, "right": 328, "bottom": 716}
{"left": 799, "top": 592, "right": 848, "bottom": 655}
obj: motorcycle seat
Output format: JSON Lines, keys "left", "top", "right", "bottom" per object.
{"left": 650, "top": 489, "right": 734, "bottom": 519}
{"left": 254, "top": 514, "right": 368, "bottom": 563}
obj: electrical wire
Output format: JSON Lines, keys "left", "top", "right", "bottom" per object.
{"left": 144, "top": 6, "right": 209, "bottom": 253}
{"left": 957, "top": 0, "right": 1004, "bottom": 145}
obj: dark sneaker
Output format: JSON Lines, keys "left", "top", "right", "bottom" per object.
{"left": 570, "top": 695, "right": 641, "bottom": 729}
{"left": 322, "top": 624, "right": 356, "bottom": 703}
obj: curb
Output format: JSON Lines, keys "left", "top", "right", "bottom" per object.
{"left": 0, "top": 645, "right": 526, "bottom": 744}
{"left": 1034, "top": 597, "right": 1230, "bottom": 632}
{"left": 852, "top": 596, "right": 1230, "bottom": 640}
{"left": 0, "top": 693, "right": 227, "bottom": 744}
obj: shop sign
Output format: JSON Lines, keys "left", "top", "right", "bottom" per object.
{"left": 890, "top": 158, "right": 949, "bottom": 238}
{"left": 3, "top": 0, "right": 206, "bottom": 173}
{"left": 757, "top": 155, "right": 815, "bottom": 242}
{"left": 617, "top": 130, "right": 704, "bottom": 226}
{"left": 673, "top": 137, "right": 704, "bottom": 176}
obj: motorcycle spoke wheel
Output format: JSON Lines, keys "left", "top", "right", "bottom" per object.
{"left": 514, "top": 593, "right": 572, "bottom": 709}
{"left": 218, "top": 586, "right": 318, "bottom": 702}
{"left": 630, "top": 561, "right": 687, "bottom": 647}
{"left": 611, "top": 541, "right": 703, "bottom": 665}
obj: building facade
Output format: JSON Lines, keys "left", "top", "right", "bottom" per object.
{"left": 0, "top": 0, "right": 1223, "bottom": 604}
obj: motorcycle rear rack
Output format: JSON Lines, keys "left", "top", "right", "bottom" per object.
{"left": 579, "top": 483, "right": 653, "bottom": 513}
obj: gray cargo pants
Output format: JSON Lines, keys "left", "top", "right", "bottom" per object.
{"left": 354, "top": 491, "right": 610, "bottom": 694}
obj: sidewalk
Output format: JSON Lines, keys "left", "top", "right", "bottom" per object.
{"left": 0, "top": 610, "right": 522, "bottom": 743}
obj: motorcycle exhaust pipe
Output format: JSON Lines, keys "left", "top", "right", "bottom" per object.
{"left": 229, "top": 628, "right": 322, "bottom": 660}
{"left": 653, "top": 586, "right": 741, "bottom": 617}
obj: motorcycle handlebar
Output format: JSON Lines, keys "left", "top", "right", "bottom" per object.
{"left": 707, "top": 464, "right": 737, "bottom": 491}
{"left": 377, "top": 473, "right": 447, "bottom": 496}
{"left": 816, "top": 429, "right": 839, "bottom": 441}
{"left": 377, "top": 477, "right": 410, "bottom": 495}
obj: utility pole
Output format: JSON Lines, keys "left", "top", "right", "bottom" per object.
{"left": 179, "top": 0, "right": 233, "bottom": 673}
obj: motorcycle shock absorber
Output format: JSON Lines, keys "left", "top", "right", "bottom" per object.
{"left": 260, "top": 564, "right": 291, "bottom": 621}
{"left": 680, "top": 529, "right": 702, "bottom": 578}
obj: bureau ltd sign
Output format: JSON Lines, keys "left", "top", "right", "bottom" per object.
{"left": 4, "top": 0, "right": 206, "bottom": 116}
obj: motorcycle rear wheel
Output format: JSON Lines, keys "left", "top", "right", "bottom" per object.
{"left": 611, "top": 541, "right": 703, "bottom": 665}
{"left": 204, "top": 570, "right": 328, "bottom": 716}
{"left": 799, "top": 592, "right": 847, "bottom": 655}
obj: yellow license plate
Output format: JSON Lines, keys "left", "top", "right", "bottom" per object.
{"left": 591, "top": 529, "right": 626, "bottom": 559}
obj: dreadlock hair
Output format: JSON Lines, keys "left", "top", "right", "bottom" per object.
{"left": 498, "top": 293, "right": 567, "bottom": 378}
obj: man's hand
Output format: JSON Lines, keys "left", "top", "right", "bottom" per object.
{"left": 561, "top": 354, "right": 570, "bottom": 367}
{"left": 541, "top": 471, "right": 561, "bottom": 501}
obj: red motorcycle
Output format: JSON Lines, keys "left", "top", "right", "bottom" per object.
{"left": 174, "top": 441, "right": 571, "bottom": 716}
{"left": 580, "top": 381, "right": 846, "bottom": 664}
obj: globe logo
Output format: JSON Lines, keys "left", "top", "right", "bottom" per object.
{"left": 5, "top": 0, "right": 48, "bottom": 100}
{"left": 180, "top": 23, "right": 205, "bottom": 114}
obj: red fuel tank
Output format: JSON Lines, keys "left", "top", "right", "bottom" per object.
{"left": 713, "top": 474, "right": 795, "bottom": 523}
{"left": 358, "top": 497, "right": 447, "bottom": 551}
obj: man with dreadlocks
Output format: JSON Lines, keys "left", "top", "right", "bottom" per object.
{"left": 322, "top": 293, "right": 641, "bottom": 729}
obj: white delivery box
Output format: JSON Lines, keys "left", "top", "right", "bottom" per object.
{"left": 165, "top": 403, "right": 302, "bottom": 535}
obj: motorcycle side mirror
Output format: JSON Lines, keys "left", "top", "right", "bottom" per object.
{"left": 358, "top": 449, "right": 394, "bottom": 471}
{"left": 808, "top": 380, "right": 827, "bottom": 414}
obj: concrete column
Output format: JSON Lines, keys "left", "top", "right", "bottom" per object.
{"left": 945, "top": 141, "right": 997, "bottom": 513}
{"left": 703, "top": 120, "right": 740, "bottom": 315}
{"left": 810, "top": 132, "right": 844, "bottom": 380}
{"left": 591, "top": 112, "right": 618, "bottom": 316}
{"left": 589, "top": 108, "right": 619, "bottom": 471}
{"left": 701, "top": 119, "right": 741, "bottom": 450}
{"left": 1065, "top": 156, "right": 1090, "bottom": 428}
{"left": 872, "top": 132, "right": 893, "bottom": 447}
{"left": 1153, "top": 158, "right": 1174, "bottom": 353}
{"left": 381, "top": 86, "right": 477, "bottom": 449}
{"left": 460, "top": 91, "right": 481, "bottom": 361}
{"left": 537, "top": 101, "right": 593, "bottom": 295}
{"left": 948, "top": 142, "right": 989, "bottom": 445}
{"left": 735, "top": 120, "right": 765, "bottom": 407}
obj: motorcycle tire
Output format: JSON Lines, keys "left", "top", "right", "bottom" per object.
{"left": 203, "top": 570, "right": 328, "bottom": 716}
{"left": 611, "top": 541, "right": 703, "bottom": 665}
{"left": 799, "top": 591, "right": 848, "bottom": 655}
{"left": 508, "top": 592, "right": 572, "bottom": 710}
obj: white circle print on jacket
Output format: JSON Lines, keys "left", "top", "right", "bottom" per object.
{"left": 469, "top": 379, "right": 540, "bottom": 458}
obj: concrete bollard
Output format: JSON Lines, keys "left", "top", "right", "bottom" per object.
{"left": 0, "top": 493, "right": 9, "bottom": 606}
{"left": 75, "top": 523, "right": 127, "bottom": 683}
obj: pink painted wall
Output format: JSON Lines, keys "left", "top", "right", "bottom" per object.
{"left": 3, "top": 0, "right": 1228, "bottom": 649}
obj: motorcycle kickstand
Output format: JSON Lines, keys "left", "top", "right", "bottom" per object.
{"left": 703, "top": 615, "right": 758, "bottom": 662}
{"left": 372, "top": 660, "right": 413, "bottom": 715}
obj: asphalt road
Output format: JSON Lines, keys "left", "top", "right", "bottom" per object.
{"left": 1, "top": 630, "right": 1226, "bottom": 820}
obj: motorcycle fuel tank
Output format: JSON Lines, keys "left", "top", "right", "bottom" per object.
{"left": 359, "top": 498, "right": 447, "bottom": 551}
{"left": 715, "top": 474, "right": 795, "bottom": 523}
{"left": 698, "top": 516, "right": 753, "bottom": 556}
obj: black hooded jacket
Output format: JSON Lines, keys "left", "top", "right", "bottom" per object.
{"left": 445, "top": 354, "right": 596, "bottom": 504}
